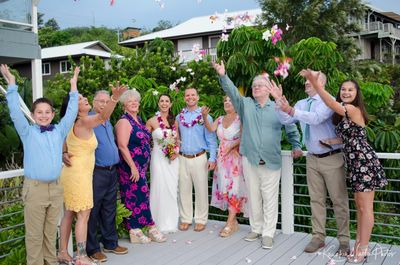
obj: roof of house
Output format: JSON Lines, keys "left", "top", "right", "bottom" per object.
{"left": 119, "top": 8, "right": 262, "bottom": 46}
{"left": 41, "top": 40, "right": 119, "bottom": 60}
{"left": 380, "top": 12, "right": 400, "bottom": 23}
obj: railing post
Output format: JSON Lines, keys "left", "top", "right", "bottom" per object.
{"left": 281, "top": 151, "right": 294, "bottom": 234}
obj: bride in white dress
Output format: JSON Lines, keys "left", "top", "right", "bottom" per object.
{"left": 146, "top": 94, "right": 180, "bottom": 233}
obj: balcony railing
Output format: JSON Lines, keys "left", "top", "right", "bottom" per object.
{"left": 1, "top": 151, "right": 399, "bottom": 261}
{"left": 361, "top": 21, "right": 400, "bottom": 40}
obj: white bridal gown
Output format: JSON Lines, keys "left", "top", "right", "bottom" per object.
{"left": 150, "top": 127, "right": 179, "bottom": 233}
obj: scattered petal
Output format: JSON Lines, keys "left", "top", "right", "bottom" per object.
{"left": 209, "top": 230, "right": 214, "bottom": 234}
{"left": 213, "top": 224, "right": 218, "bottom": 229}
{"left": 245, "top": 257, "right": 252, "bottom": 263}
{"left": 327, "top": 259, "right": 336, "bottom": 265}
{"left": 221, "top": 33, "right": 229, "bottom": 42}
{"left": 290, "top": 256, "right": 297, "bottom": 260}
{"left": 172, "top": 239, "right": 177, "bottom": 243}
{"left": 186, "top": 240, "right": 192, "bottom": 245}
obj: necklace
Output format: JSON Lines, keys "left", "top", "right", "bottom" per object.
{"left": 179, "top": 108, "right": 203, "bottom": 128}
{"left": 156, "top": 112, "right": 176, "bottom": 138}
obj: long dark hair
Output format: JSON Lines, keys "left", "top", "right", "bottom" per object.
{"left": 158, "top": 94, "right": 175, "bottom": 128}
{"left": 60, "top": 94, "right": 70, "bottom": 119}
{"left": 332, "top": 80, "right": 369, "bottom": 125}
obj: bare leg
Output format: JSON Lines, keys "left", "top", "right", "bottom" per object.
{"left": 58, "top": 210, "right": 75, "bottom": 262}
{"left": 226, "top": 208, "right": 238, "bottom": 226}
{"left": 352, "top": 191, "right": 375, "bottom": 260}
{"left": 75, "top": 209, "right": 94, "bottom": 265}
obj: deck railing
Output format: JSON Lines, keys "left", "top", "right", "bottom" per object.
{"left": 361, "top": 21, "right": 400, "bottom": 39}
{"left": 1, "top": 151, "right": 399, "bottom": 260}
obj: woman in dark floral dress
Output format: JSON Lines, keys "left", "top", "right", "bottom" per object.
{"left": 115, "top": 89, "right": 166, "bottom": 244}
{"left": 301, "top": 70, "right": 387, "bottom": 264}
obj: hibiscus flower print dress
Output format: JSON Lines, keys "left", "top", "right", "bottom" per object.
{"left": 335, "top": 108, "right": 387, "bottom": 192}
{"left": 118, "top": 113, "right": 155, "bottom": 230}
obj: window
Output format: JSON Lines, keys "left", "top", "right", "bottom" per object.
{"left": 60, "top": 61, "right": 72, "bottom": 73}
{"left": 42, "top": 63, "right": 51, "bottom": 76}
{"left": 208, "top": 36, "right": 220, "bottom": 48}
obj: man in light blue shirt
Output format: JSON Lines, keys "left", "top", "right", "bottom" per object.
{"left": 212, "top": 62, "right": 302, "bottom": 249}
{"left": 274, "top": 72, "right": 350, "bottom": 255}
{"left": 177, "top": 87, "right": 217, "bottom": 232}
{"left": 2, "top": 64, "right": 78, "bottom": 265}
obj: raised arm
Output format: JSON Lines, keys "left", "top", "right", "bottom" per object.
{"left": 212, "top": 61, "right": 244, "bottom": 115}
{"left": 79, "top": 81, "right": 127, "bottom": 129}
{"left": 1, "top": 64, "right": 30, "bottom": 136}
{"left": 58, "top": 67, "right": 79, "bottom": 137}
{"left": 201, "top": 106, "right": 218, "bottom": 132}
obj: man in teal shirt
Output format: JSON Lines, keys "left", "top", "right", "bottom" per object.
{"left": 212, "top": 62, "right": 302, "bottom": 249}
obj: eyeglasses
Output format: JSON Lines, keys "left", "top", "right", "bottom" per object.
{"left": 252, "top": 84, "right": 266, "bottom": 89}
{"left": 94, "top": 100, "right": 110, "bottom": 105}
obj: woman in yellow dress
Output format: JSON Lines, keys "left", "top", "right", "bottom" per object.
{"left": 57, "top": 81, "right": 127, "bottom": 265}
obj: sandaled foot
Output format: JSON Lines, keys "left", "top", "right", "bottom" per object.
{"left": 148, "top": 227, "right": 167, "bottom": 243}
{"left": 76, "top": 255, "right": 98, "bottom": 265}
{"left": 220, "top": 222, "right": 239, "bottom": 237}
{"left": 129, "top": 228, "right": 151, "bottom": 244}
{"left": 58, "top": 250, "right": 74, "bottom": 265}
{"left": 347, "top": 245, "right": 369, "bottom": 264}
{"left": 179, "top": 223, "right": 190, "bottom": 231}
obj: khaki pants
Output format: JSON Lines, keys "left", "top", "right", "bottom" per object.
{"left": 242, "top": 156, "right": 281, "bottom": 238}
{"left": 178, "top": 153, "right": 209, "bottom": 224}
{"left": 306, "top": 152, "right": 350, "bottom": 243}
{"left": 23, "top": 178, "right": 64, "bottom": 265}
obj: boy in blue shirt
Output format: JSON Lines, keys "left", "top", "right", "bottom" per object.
{"left": 1, "top": 64, "right": 79, "bottom": 265}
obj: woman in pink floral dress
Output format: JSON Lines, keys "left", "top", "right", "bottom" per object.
{"left": 202, "top": 96, "right": 247, "bottom": 237}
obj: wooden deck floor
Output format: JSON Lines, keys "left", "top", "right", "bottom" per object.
{"left": 104, "top": 220, "right": 400, "bottom": 265}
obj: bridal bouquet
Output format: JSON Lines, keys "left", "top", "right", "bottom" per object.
{"left": 157, "top": 129, "right": 179, "bottom": 160}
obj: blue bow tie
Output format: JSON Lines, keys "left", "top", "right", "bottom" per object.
{"left": 40, "top": 125, "right": 55, "bottom": 133}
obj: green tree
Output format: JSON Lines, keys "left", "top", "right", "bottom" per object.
{"left": 44, "top": 18, "right": 60, "bottom": 31}
{"left": 257, "top": 0, "right": 366, "bottom": 68}
{"left": 152, "top": 20, "right": 174, "bottom": 32}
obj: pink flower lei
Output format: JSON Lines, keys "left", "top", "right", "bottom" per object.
{"left": 156, "top": 112, "right": 177, "bottom": 138}
{"left": 179, "top": 108, "right": 204, "bottom": 128}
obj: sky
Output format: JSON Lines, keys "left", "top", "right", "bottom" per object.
{"left": 38, "top": 0, "right": 400, "bottom": 30}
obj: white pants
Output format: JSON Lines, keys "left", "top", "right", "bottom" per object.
{"left": 178, "top": 153, "right": 209, "bottom": 224}
{"left": 242, "top": 156, "right": 281, "bottom": 238}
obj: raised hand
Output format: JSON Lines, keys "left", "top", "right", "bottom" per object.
{"left": 0, "top": 64, "right": 16, "bottom": 85}
{"left": 69, "top": 67, "right": 80, "bottom": 92}
{"left": 299, "top": 69, "right": 322, "bottom": 90}
{"left": 265, "top": 78, "right": 283, "bottom": 100}
{"left": 201, "top": 106, "right": 210, "bottom": 119}
{"left": 110, "top": 81, "right": 128, "bottom": 101}
{"left": 277, "top": 96, "right": 292, "bottom": 113}
{"left": 212, "top": 61, "right": 225, "bottom": 76}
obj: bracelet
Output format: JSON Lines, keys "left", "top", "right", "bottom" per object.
{"left": 288, "top": 107, "right": 295, "bottom": 116}
{"left": 111, "top": 95, "right": 119, "bottom": 103}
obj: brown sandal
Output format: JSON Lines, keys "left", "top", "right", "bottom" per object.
{"left": 219, "top": 223, "right": 239, "bottom": 237}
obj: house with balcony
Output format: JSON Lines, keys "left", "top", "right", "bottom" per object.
{"left": 12, "top": 40, "right": 121, "bottom": 82}
{"left": 119, "top": 9, "right": 261, "bottom": 63}
{"left": 0, "top": 0, "right": 42, "bottom": 99}
{"left": 351, "top": 5, "right": 400, "bottom": 64}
